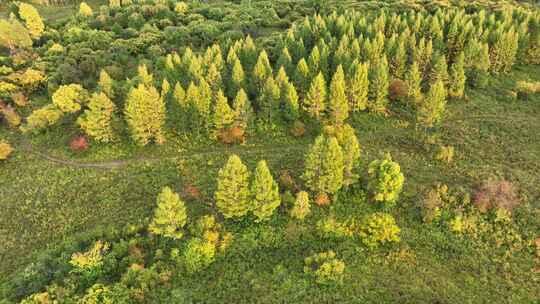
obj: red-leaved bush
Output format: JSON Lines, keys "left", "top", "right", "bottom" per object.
{"left": 217, "top": 125, "right": 245, "bottom": 145}
{"left": 70, "top": 135, "right": 89, "bottom": 152}
{"left": 473, "top": 178, "right": 520, "bottom": 213}
{"left": 389, "top": 79, "right": 408, "bottom": 101}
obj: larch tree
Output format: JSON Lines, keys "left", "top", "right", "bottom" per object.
{"left": 416, "top": 80, "right": 447, "bottom": 128}
{"left": 429, "top": 53, "right": 449, "bottom": 86}
{"left": 367, "top": 153, "right": 405, "bottom": 207}
{"left": 258, "top": 77, "right": 280, "bottom": 123}
{"left": 212, "top": 90, "right": 235, "bottom": 133}
{"left": 303, "top": 72, "right": 327, "bottom": 120}
{"left": 294, "top": 58, "right": 311, "bottom": 93}
{"left": 52, "top": 84, "right": 88, "bottom": 113}
{"left": 77, "top": 92, "right": 115, "bottom": 143}
{"left": 17, "top": 2, "right": 44, "bottom": 39}
{"left": 252, "top": 50, "right": 273, "bottom": 94}
{"left": 337, "top": 124, "right": 361, "bottom": 187}
{"left": 448, "top": 52, "right": 466, "bottom": 99}
{"left": 229, "top": 58, "right": 245, "bottom": 97}
{"left": 149, "top": 187, "right": 187, "bottom": 240}
{"left": 215, "top": 154, "right": 251, "bottom": 219}
{"left": 250, "top": 160, "right": 281, "bottom": 222}
{"left": 368, "top": 56, "right": 390, "bottom": 112}
{"left": 173, "top": 82, "right": 186, "bottom": 107}
{"left": 0, "top": 19, "right": 32, "bottom": 50}
{"left": 124, "top": 84, "right": 166, "bottom": 145}
{"left": 282, "top": 82, "right": 300, "bottom": 122}
{"left": 79, "top": 2, "right": 93, "bottom": 17}
{"left": 290, "top": 191, "right": 311, "bottom": 220}
{"left": 347, "top": 61, "right": 369, "bottom": 112}
{"left": 328, "top": 65, "right": 349, "bottom": 126}
{"left": 98, "top": 70, "right": 114, "bottom": 99}
{"left": 233, "top": 88, "right": 254, "bottom": 129}
{"left": 405, "top": 62, "right": 423, "bottom": 104}
{"left": 195, "top": 78, "right": 212, "bottom": 130}
{"left": 302, "top": 134, "right": 344, "bottom": 197}
{"left": 277, "top": 47, "right": 293, "bottom": 73}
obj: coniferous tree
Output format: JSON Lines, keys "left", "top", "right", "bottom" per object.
{"left": 233, "top": 89, "right": 254, "bottom": 129}
{"left": 149, "top": 187, "right": 187, "bottom": 240}
{"left": 250, "top": 160, "right": 281, "bottom": 222}
{"left": 229, "top": 58, "right": 245, "bottom": 97}
{"left": 417, "top": 80, "right": 447, "bottom": 128}
{"left": 213, "top": 90, "right": 235, "bottom": 133}
{"left": 282, "top": 82, "right": 300, "bottom": 122}
{"left": 215, "top": 154, "right": 251, "bottom": 219}
{"left": 347, "top": 61, "right": 369, "bottom": 112}
{"left": 290, "top": 191, "right": 311, "bottom": 220}
{"left": 338, "top": 124, "right": 361, "bottom": 187}
{"left": 79, "top": 2, "right": 93, "bottom": 17}
{"left": 252, "top": 50, "right": 273, "bottom": 94}
{"left": 294, "top": 58, "right": 311, "bottom": 93}
{"left": 308, "top": 46, "right": 321, "bottom": 78}
{"left": 302, "top": 134, "right": 344, "bottom": 196}
{"left": 391, "top": 40, "right": 407, "bottom": 79}
{"left": 125, "top": 84, "right": 166, "bottom": 145}
{"left": 206, "top": 63, "right": 222, "bottom": 93}
{"left": 429, "top": 53, "right": 449, "bottom": 86}
{"left": 258, "top": 77, "right": 280, "bottom": 123}
{"left": 275, "top": 66, "right": 290, "bottom": 93}
{"left": 77, "top": 92, "right": 115, "bottom": 143}
{"left": 17, "top": 2, "right": 44, "bottom": 39}
{"left": 173, "top": 82, "right": 186, "bottom": 108}
{"left": 98, "top": 70, "right": 114, "bottom": 99}
{"left": 0, "top": 19, "right": 32, "bottom": 50}
{"left": 303, "top": 72, "right": 327, "bottom": 120}
{"left": 367, "top": 153, "right": 404, "bottom": 207}
{"left": 196, "top": 79, "right": 212, "bottom": 130}
{"left": 328, "top": 65, "right": 349, "bottom": 126}
{"left": 405, "top": 62, "right": 423, "bottom": 104}
{"left": 448, "top": 52, "right": 466, "bottom": 99}
{"left": 368, "top": 56, "right": 390, "bottom": 112}
{"left": 137, "top": 64, "right": 153, "bottom": 86}
{"left": 52, "top": 84, "right": 88, "bottom": 113}
{"left": 277, "top": 47, "right": 293, "bottom": 74}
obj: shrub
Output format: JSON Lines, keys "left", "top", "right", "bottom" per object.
{"left": 388, "top": 79, "right": 408, "bottom": 101}
{"left": 0, "top": 103, "right": 22, "bottom": 127}
{"left": 79, "top": 2, "right": 94, "bottom": 17}
{"left": 367, "top": 153, "right": 405, "bottom": 207}
{"left": 290, "top": 191, "right": 310, "bottom": 220}
{"left": 515, "top": 81, "right": 540, "bottom": 100}
{"left": 473, "top": 178, "right": 520, "bottom": 213}
{"left": 70, "top": 240, "right": 110, "bottom": 271}
{"left": 21, "top": 104, "right": 64, "bottom": 133}
{"left": 0, "top": 140, "right": 13, "bottom": 160}
{"left": 52, "top": 84, "right": 88, "bottom": 113}
{"left": 435, "top": 145, "right": 455, "bottom": 164}
{"left": 70, "top": 135, "right": 89, "bottom": 152}
{"left": 181, "top": 238, "right": 215, "bottom": 273}
{"left": 149, "top": 187, "right": 187, "bottom": 240}
{"left": 304, "top": 251, "right": 345, "bottom": 285}
{"left": 358, "top": 213, "right": 400, "bottom": 248}
{"left": 317, "top": 217, "right": 354, "bottom": 239}
{"left": 290, "top": 120, "right": 306, "bottom": 137}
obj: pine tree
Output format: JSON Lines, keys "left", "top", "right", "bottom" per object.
{"left": 337, "top": 124, "right": 361, "bottom": 187}
{"left": 173, "top": 82, "right": 186, "bottom": 107}
{"left": 233, "top": 88, "right": 254, "bottom": 129}
{"left": 252, "top": 50, "right": 273, "bottom": 94}
{"left": 184, "top": 81, "right": 199, "bottom": 110}
{"left": 448, "top": 52, "right": 466, "bottom": 99}
{"left": 308, "top": 46, "right": 321, "bottom": 78}
{"left": 124, "top": 84, "right": 165, "bottom": 145}
{"left": 405, "top": 62, "right": 423, "bottom": 104}
{"left": 229, "top": 58, "right": 245, "bottom": 97}
{"left": 328, "top": 65, "right": 349, "bottom": 126}
{"left": 302, "top": 134, "right": 344, "bottom": 196}
{"left": 303, "top": 72, "right": 327, "bottom": 120}
{"left": 277, "top": 47, "right": 293, "bottom": 74}
{"left": 137, "top": 64, "right": 153, "bottom": 86}
{"left": 212, "top": 90, "right": 234, "bottom": 133}
{"left": 369, "top": 56, "right": 390, "bottom": 112}
{"left": 215, "top": 154, "right": 251, "bottom": 219}
{"left": 250, "top": 160, "right": 281, "bottom": 222}
{"left": 148, "top": 187, "right": 187, "bottom": 240}
{"left": 195, "top": 79, "right": 212, "bottom": 130}
{"left": 347, "top": 61, "right": 369, "bottom": 112}
{"left": 206, "top": 63, "right": 222, "bottom": 93}
{"left": 0, "top": 19, "right": 32, "bottom": 50}
{"left": 417, "top": 80, "right": 447, "bottom": 128}
{"left": 98, "top": 70, "right": 114, "bottom": 99}
{"left": 390, "top": 41, "right": 407, "bottom": 79}
{"left": 294, "top": 58, "right": 310, "bottom": 93}
{"left": 282, "top": 82, "right": 300, "bottom": 122}
{"left": 17, "top": 3, "right": 44, "bottom": 39}
{"left": 290, "top": 191, "right": 311, "bottom": 220}
{"left": 429, "top": 53, "right": 448, "bottom": 85}
{"left": 77, "top": 92, "right": 115, "bottom": 143}
{"left": 79, "top": 2, "right": 93, "bottom": 17}
{"left": 258, "top": 77, "right": 280, "bottom": 123}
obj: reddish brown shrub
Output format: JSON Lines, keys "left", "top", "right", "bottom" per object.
{"left": 217, "top": 125, "right": 245, "bottom": 145}
{"left": 279, "top": 170, "right": 298, "bottom": 192}
{"left": 290, "top": 120, "right": 306, "bottom": 137}
{"left": 389, "top": 79, "right": 408, "bottom": 101}
{"left": 473, "top": 178, "right": 520, "bottom": 213}
{"left": 314, "top": 193, "right": 330, "bottom": 206}
{"left": 183, "top": 183, "right": 202, "bottom": 201}
{"left": 70, "top": 135, "right": 88, "bottom": 152}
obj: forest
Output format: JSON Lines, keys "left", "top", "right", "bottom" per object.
{"left": 0, "top": 0, "right": 539, "bottom": 302}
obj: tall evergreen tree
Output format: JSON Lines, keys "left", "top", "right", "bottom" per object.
{"left": 173, "top": 82, "right": 186, "bottom": 108}
{"left": 98, "top": 69, "right": 114, "bottom": 99}
{"left": 17, "top": 2, "right": 44, "bottom": 39}
{"left": 405, "top": 62, "right": 423, "bottom": 104}
{"left": 233, "top": 88, "right": 254, "bottom": 129}
{"left": 212, "top": 90, "right": 234, "bottom": 133}
{"left": 215, "top": 154, "right": 251, "bottom": 219}
{"left": 417, "top": 80, "right": 447, "bottom": 128}
{"left": 347, "top": 61, "right": 369, "bottom": 112}
{"left": 303, "top": 72, "right": 327, "bottom": 120}
{"left": 252, "top": 50, "right": 273, "bottom": 94}
{"left": 294, "top": 58, "right": 310, "bottom": 93}
{"left": 149, "top": 187, "right": 187, "bottom": 240}
{"left": 368, "top": 56, "right": 390, "bottom": 112}
{"left": 277, "top": 47, "right": 293, "bottom": 74}
{"left": 328, "top": 65, "right": 349, "bottom": 126}
{"left": 282, "top": 82, "right": 300, "bottom": 122}
{"left": 290, "top": 191, "right": 311, "bottom": 220}
{"left": 302, "top": 134, "right": 344, "bottom": 196}
{"left": 124, "top": 84, "right": 166, "bottom": 145}
{"left": 429, "top": 53, "right": 449, "bottom": 86}
{"left": 448, "top": 52, "right": 466, "bottom": 99}
{"left": 77, "top": 92, "right": 115, "bottom": 143}
{"left": 250, "top": 160, "right": 281, "bottom": 222}
{"left": 337, "top": 124, "right": 361, "bottom": 187}
{"left": 258, "top": 77, "right": 280, "bottom": 123}
{"left": 229, "top": 58, "right": 245, "bottom": 97}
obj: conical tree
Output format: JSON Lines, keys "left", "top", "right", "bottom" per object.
{"left": 303, "top": 72, "right": 327, "bottom": 120}
{"left": 215, "top": 154, "right": 251, "bottom": 219}
{"left": 348, "top": 61, "right": 369, "bottom": 112}
{"left": 206, "top": 63, "right": 222, "bottom": 93}
{"left": 290, "top": 191, "right": 311, "bottom": 220}
{"left": 173, "top": 82, "right": 186, "bottom": 108}
{"left": 328, "top": 65, "right": 349, "bottom": 126}
{"left": 149, "top": 187, "right": 187, "bottom": 240}
{"left": 369, "top": 57, "right": 389, "bottom": 112}
{"left": 367, "top": 153, "right": 404, "bottom": 207}
{"left": 212, "top": 90, "right": 234, "bottom": 133}
{"left": 252, "top": 50, "right": 273, "bottom": 94}
{"left": 250, "top": 160, "right": 281, "bottom": 222}
{"left": 258, "top": 77, "right": 280, "bottom": 123}
{"left": 417, "top": 80, "right": 447, "bottom": 128}
{"left": 229, "top": 58, "right": 245, "bottom": 97}
{"left": 98, "top": 69, "right": 114, "bottom": 99}
{"left": 302, "top": 134, "right": 344, "bottom": 196}
{"left": 282, "top": 82, "right": 300, "bottom": 122}
{"left": 429, "top": 53, "right": 448, "bottom": 86}
{"left": 448, "top": 52, "right": 466, "bottom": 99}
{"left": 277, "top": 47, "right": 293, "bottom": 73}
{"left": 405, "top": 62, "right": 423, "bottom": 104}
{"left": 124, "top": 84, "right": 165, "bottom": 145}
{"left": 233, "top": 88, "right": 254, "bottom": 129}
{"left": 294, "top": 58, "right": 310, "bottom": 93}
{"left": 77, "top": 92, "right": 115, "bottom": 143}
{"left": 195, "top": 78, "right": 212, "bottom": 130}
{"left": 338, "top": 124, "right": 361, "bottom": 187}
{"left": 17, "top": 2, "right": 44, "bottom": 39}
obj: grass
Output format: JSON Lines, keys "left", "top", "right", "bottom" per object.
{"left": 1, "top": 64, "right": 539, "bottom": 302}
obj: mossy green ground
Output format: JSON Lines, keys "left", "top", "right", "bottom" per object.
{"left": 1, "top": 65, "right": 539, "bottom": 302}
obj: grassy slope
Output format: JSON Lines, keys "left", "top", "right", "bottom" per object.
{"left": 1, "top": 64, "right": 539, "bottom": 302}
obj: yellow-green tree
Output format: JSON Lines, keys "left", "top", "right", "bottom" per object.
{"left": 149, "top": 187, "right": 187, "bottom": 239}
{"left": 348, "top": 61, "right": 369, "bottom": 112}
{"left": 0, "top": 19, "right": 32, "bottom": 50}
{"left": 52, "top": 84, "right": 88, "bottom": 113}
{"left": 328, "top": 65, "right": 349, "bottom": 126}
{"left": 79, "top": 2, "right": 93, "bottom": 17}
{"left": 290, "top": 191, "right": 311, "bottom": 220}
{"left": 367, "top": 153, "right": 405, "bottom": 206}
{"left": 303, "top": 72, "right": 326, "bottom": 120}
{"left": 215, "top": 154, "right": 251, "bottom": 219}
{"left": 98, "top": 70, "right": 114, "bottom": 98}
{"left": 17, "top": 2, "right": 44, "bottom": 39}
{"left": 416, "top": 80, "right": 447, "bottom": 128}
{"left": 77, "top": 92, "right": 115, "bottom": 143}
{"left": 302, "top": 134, "right": 344, "bottom": 196}
{"left": 212, "top": 90, "right": 234, "bottom": 132}
{"left": 233, "top": 88, "right": 253, "bottom": 129}
{"left": 124, "top": 84, "right": 166, "bottom": 145}
{"left": 250, "top": 160, "right": 281, "bottom": 222}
